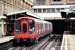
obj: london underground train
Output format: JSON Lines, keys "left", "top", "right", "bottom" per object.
{"left": 14, "top": 17, "right": 53, "bottom": 43}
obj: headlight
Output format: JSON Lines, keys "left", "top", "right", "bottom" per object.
{"left": 18, "top": 32, "right": 20, "bottom": 35}
{"left": 16, "top": 32, "right": 21, "bottom": 35}
{"left": 30, "top": 33, "right": 32, "bottom": 34}
{"left": 29, "top": 31, "right": 34, "bottom": 35}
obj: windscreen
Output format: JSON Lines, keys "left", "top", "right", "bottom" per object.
{"left": 28, "top": 20, "right": 35, "bottom": 34}
{"left": 15, "top": 20, "right": 21, "bottom": 35}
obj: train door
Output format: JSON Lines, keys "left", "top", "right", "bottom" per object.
{"left": 21, "top": 19, "right": 28, "bottom": 37}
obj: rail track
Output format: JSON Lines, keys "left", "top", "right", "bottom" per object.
{"left": 8, "top": 35, "right": 51, "bottom": 50}
{"left": 27, "top": 35, "right": 62, "bottom": 50}
{"left": 3, "top": 34, "right": 62, "bottom": 50}
{"left": 8, "top": 45, "right": 27, "bottom": 50}
{"left": 0, "top": 40, "right": 13, "bottom": 50}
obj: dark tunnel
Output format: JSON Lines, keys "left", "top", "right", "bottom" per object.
{"left": 47, "top": 20, "right": 68, "bottom": 34}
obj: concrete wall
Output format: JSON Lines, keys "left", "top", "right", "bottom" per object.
{"left": 0, "top": 1, "right": 3, "bottom": 16}
{"left": 0, "top": 24, "right": 6, "bottom": 36}
{"left": 0, "top": 20, "right": 3, "bottom": 35}
{"left": 0, "top": 19, "right": 6, "bottom": 36}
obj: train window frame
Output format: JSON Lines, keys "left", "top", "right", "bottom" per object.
{"left": 45, "top": 23, "right": 46, "bottom": 29}
{"left": 41, "top": 23, "right": 42, "bottom": 30}
{"left": 28, "top": 20, "right": 35, "bottom": 35}
{"left": 37, "top": 23, "right": 38, "bottom": 31}
{"left": 40, "top": 23, "right": 41, "bottom": 30}
{"left": 40, "top": 24, "right": 42, "bottom": 29}
{"left": 38, "top": 23, "right": 39, "bottom": 34}
{"left": 45, "top": 23, "right": 46, "bottom": 30}
{"left": 37, "top": 23, "right": 38, "bottom": 35}
{"left": 46, "top": 23, "right": 47, "bottom": 29}
{"left": 42, "top": 23, "right": 43, "bottom": 31}
{"left": 49, "top": 24, "right": 50, "bottom": 30}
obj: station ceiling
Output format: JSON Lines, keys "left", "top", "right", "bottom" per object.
{"left": 6, "top": 10, "right": 44, "bottom": 20}
{"left": 61, "top": 10, "right": 75, "bottom": 18}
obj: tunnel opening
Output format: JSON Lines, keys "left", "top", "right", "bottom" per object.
{"left": 46, "top": 20, "right": 68, "bottom": 34}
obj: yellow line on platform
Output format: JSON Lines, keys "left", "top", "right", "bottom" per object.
{"left": 65, "top": 34, "right": 67, "bottom": 50}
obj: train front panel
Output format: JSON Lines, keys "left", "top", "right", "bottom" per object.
{"left": 14, "top": 17, "right": 37, "bottom": 43}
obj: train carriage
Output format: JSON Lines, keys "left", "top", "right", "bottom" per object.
{"left": 14, "top": 17, "right": 53, "bottom": 43}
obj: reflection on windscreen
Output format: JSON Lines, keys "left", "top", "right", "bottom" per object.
{"left": 28, "top": 20, "right": 35, "bottom": 34}
{"left": 15, "top": 20, "right": 21, "bottom": 35}
{"left": 15, "top": 20, "right": 21, "bottom": 31}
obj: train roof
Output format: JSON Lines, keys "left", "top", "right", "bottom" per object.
{"left": 16, "top": 17, "right": 52, "bottom": 24}
{"left": 34, "top": 18, "right": 52, "bottom": 24}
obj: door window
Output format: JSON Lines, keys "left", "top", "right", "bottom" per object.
{"left": 23, "top": 23, "right": 27, "bottom": 33}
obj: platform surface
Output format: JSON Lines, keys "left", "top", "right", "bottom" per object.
{"left": 60, "top": 32, "right": 75, "bottom": 50}
{"left": 0, "top": 36, "right": 14, "bottom": 44}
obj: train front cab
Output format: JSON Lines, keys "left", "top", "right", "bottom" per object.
{"left": 14, "top": 17, "right": 37, "bottom": 43}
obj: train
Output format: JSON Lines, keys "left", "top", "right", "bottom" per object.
{"left": 14, "top": 17, "right": 53, "bottom": 43}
